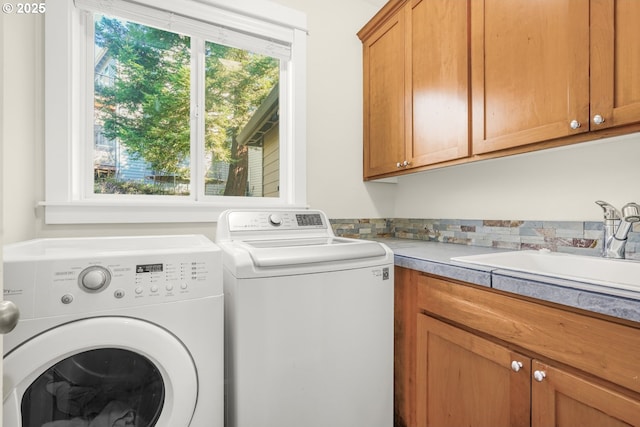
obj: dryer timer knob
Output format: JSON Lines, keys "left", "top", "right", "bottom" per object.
{"left": 79, "top": 266, "right": 111, "bottom": 292}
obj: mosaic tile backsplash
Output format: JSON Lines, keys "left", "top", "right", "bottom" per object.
{"left": 330, "top": 218, "right": 640, "bottom": 260}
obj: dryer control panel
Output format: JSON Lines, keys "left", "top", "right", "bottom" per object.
{"left": 3, "top": 235, "right": 223, "bottom": 319}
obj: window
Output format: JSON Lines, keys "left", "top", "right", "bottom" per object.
{"left": 44, "top": 0, "right": 307, "bottom": 224}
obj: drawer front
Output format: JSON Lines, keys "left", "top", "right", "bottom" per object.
{"left": 416, "top": 273, "right": 640, "bottom": 395}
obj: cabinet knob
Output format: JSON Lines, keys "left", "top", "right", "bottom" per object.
{"left": 569, "top": 120, "right": 581, "bottom": 130}
{"left": 396, "top": 162, "right": 402, "bottom": 168}
{"left": 402, "top": 160, "right": 411, "bottom": 167}
{"left": 533, "top": 370, "right": 546, "bottom": 382}
{"left": 510, "top": 360, "right": 523, "bottom": 372}
{"left": 593, "top": 114, "right": 605, "bottom": 125}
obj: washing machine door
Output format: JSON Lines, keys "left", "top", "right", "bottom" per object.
{"left": 3, "top": 317, "right": 198, "bottom": 427}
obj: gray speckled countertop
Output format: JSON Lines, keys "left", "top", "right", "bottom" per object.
{"left": 378, "top": 238, "right": 640, "bottom": 324}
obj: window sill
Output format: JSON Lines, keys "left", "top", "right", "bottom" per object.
{"left": 39, "top": 200, "right": 309, "bottom": 224}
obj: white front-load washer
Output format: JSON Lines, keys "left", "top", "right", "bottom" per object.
{"left": 2, "top": 235, "right": 223, "bottom": 427}
{"left": 216, "top": 209, "right": 394, "bottom": 427}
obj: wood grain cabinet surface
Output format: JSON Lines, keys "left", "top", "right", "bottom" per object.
{"left": 394, "top": 267, "right": 640, "bottom": 427}
{"left": 360, "top": 1, "right": 407, "bottom": 177}
{"left": 416, "top": 315, "right": 530, "bottom": 427}
{"left": 359, "top": 0, "right": 470, "bottom": 179}
{"left": 360, "top": 0, "right": 640, "bottom": 179}
{"left": 470, "top": 0, "right": 590, "bottom": 154}
{"left": 472, "top": 0, "right": 640, "bottom": 154}
{"left": 590, "top": 0, "right": 640, "bottom": 132}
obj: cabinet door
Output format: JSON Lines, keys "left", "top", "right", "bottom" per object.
{"left": 532, "top": 360, "right": 640, "bottom": 427}
{"left": 590, "top": 0, "right": 640, "bottom": 130}
{"left": 416, "top": 315, "right": 530, "bottom": 427}
{"left": 410, "top": 0, "right": 469, "bottom": 166}
{"left": 471, "top": 0, "right": 590, "bottom": 154}
{"left": 362, "top": 5, "right": 408, "bottom": 178}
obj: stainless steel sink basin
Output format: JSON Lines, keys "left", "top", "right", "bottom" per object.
{"left": 451, "top": 250, "right": 640, "bottom": 294}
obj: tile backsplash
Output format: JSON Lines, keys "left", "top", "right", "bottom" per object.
{"left": 330, "top": 218, "right": 640, "bottom": 260}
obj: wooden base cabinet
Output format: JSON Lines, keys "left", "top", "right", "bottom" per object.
{"left": 532, "top": 361, "right": 640, "bottom": 427}
{"left": 416, "top": 314, "right": 640, "bottom": 427}
{"left": 395, "top": 267, "right": 640, "bottom": 427}
{"left": 416, "top": 315, "right": 530, "bottom": 427}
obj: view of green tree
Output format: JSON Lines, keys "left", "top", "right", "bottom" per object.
{"left": 204, "top": 42, "right": 279, "bottom": 196}
{"left": 94, "top": 15, "right": 279, "bottom": 196}
{"left": 95, "top": 17, "right": 192, "bottom": 181}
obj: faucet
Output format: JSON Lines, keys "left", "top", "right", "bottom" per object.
{"left": 595, "top": 200, "right": 640, "bottom": 259}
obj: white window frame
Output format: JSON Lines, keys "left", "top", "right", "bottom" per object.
{"left": 43, "top": 0, "right": 307, "bottom": 224}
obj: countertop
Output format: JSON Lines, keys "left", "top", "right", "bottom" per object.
{"left": 377, "top": 238, "right": 640, "bottom": 324}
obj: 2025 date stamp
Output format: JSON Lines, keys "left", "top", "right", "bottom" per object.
{"left": 2, "top": 3, "right": 46, "bottom": 14}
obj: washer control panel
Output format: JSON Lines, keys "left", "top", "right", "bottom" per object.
{"left": 227, "top": 210, "right": 328, "bottom": 232}
{"left": 51, "top": 255, "right": 213, "bottom": 308}
{"left": 3, "top": 235, "right": 222, "bottom": 319}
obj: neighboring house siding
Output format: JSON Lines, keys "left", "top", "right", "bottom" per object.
{"left": 247, "top": 146, "right": 263, "bottom": 196}
{"left": 263, "top": 126, "right": 279, "bottom": 197}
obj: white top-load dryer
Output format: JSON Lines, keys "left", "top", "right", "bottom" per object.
{"left": 216, "top": 209, "right": 393, "bottom": 427}
{"left": 3, "top": 235, "right": 223, "bottom": 427}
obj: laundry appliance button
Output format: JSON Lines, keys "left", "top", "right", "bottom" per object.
{"left": 79, "top": 266, "right": 111, "bottom": 292}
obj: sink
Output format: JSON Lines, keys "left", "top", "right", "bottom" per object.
{"left": 451, "top": 250, "right": 640, "bottom": 295}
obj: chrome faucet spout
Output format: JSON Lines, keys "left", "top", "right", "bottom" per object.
{"left": 596, "top": 200, "right": 639, "bottom": 259}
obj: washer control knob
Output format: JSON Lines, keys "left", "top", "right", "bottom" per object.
{"left": 79, "top": 266, "right": 111, "bottom": 292}
{"left": 268, "top": 214, "right": 283, "bottom": 226}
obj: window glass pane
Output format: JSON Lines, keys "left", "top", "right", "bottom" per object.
{"left": 204, "top": 41, "right": 280, "bottom": 197}
{"left": 21, "top": 348, "right": 164, "bottom": 426}
{"left": 93, "top": 14, "right": 191, "bottom": 196}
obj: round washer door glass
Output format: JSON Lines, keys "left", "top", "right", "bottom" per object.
{"left": 3, "top": 317, "right": 198, "bottom": 427}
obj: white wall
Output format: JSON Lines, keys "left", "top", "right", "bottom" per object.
{"left": 2, "top": 12, "right": 43, "bottom": 244}
{"left": 2, "top": 0, "right": 639, "bottom": 245}
{"left": 393, "top": 133, "right": 640, "bottom": 221}
{"left": 271, "top": 0, "right": 397, "bottom": 219}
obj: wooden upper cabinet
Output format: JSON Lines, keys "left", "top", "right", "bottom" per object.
{"left": 410, "top": 0, "right": 470, "bottom": 166}
{"left": 590, "top": 0, "right": 640, "bottom": 130}
{"left": 360, "top": 2, "right": 407, "bottom": 177}
{"left": 359, "top": 0, "right": 470, "bottom": 179}
{"left": 360, "top": 0, "right": 640, "bottom": 176}
{"left": 471, "top": 0, "right": 590, "bottom": 154}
